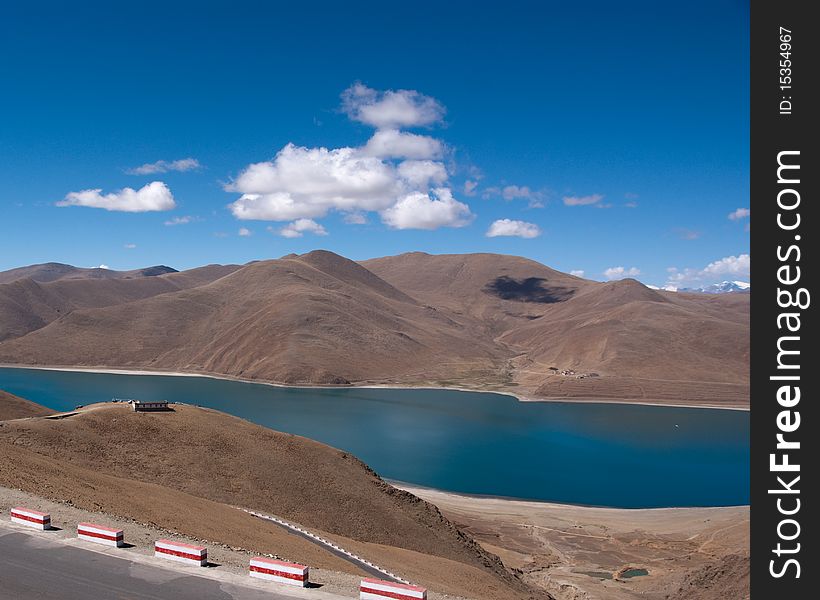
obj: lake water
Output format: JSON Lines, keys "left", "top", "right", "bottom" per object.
{"left": 0, "top": 367, "right": 749, "bottom": 508}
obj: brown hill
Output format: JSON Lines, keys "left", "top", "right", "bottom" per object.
{"left": 0, "top": 264, "right": 240, "bottom": 341}
{"left": 0, "top": 251, "right": 505, "bottom": 385}
{"left": 0, "top": 389, "right": 55, "bottom": 419}
{"left": 0, "top": 251, "right": 749, "bottom": 405}
{"left": 0, "top": 262, "right": 180, "bottom": 284}
{"left": 363, "top": 253, "right": 749, "bottom": 405}
{"left": 0, "top": 402, "right": 538, "bottom": 599}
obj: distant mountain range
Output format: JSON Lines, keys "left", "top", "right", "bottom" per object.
{"left": 679, "top": 281, "right": 751, "bottom": 294}
{"left": 0, "top": 252, "right": 750, "bottom": 406}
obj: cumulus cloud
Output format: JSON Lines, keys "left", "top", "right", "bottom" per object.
{"left": 238, "top": 227, "right": 252, "bottom": 236}
{"left": 563, "top": 193, "right": 605, "bottom": 207}
{"left": 486, "top": 219, "right": 541, "bottom": 238}
{"left": 228, "top": 144, "right": 400, "bottom": 220}
{"left": 127, "top": 158, "right": 201, "bottom": 175}
{"left": 665, "top": 254, "right": 750, "bottom": 288}
{"left": 275, "top": 219, "right": 328, "bottom": 238}
{"left": 396, "top": 160, "right": 448, "bottom": 189}
{"left": 58, "top": 181, "right": 176, "bottom": 212}
{"left": 463, "top": 180, "right": 479, "bottom": 196}
{"left": 362, "top": 129, "right": 444, "bottom": 159}
{"left": 227, "top": 84, "right": 469, "bottom": 231}
{"left": 570, "top": 270, "right": 585, "bottom": 277}
{"left": 123, "top": 243, "right": 137, "bottom": 249}
{"left": 728, "top": 207, "right": 750, "bottom": 221}
{"left": 164, "top": 215, "right": 194, "bottom": 226}
{"left": 381, "top": 188, "right": 473, "bottom": 230}
{"left": 98, "top": 264, "right": 110, "bottom": 269}
{"left": 341, "top": 83, "right": 445, "bottom": 129}
{"left": 603, "top": 266, "right": 641, "bottom": 280}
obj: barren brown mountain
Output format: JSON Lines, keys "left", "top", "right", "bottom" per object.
{"left": 0, "top": 251, "right": 749, "bottom": 406}
{"left": 0, "top": 389, "right": 56, "bottom": 419}
{"left": 0, "top": 401, "right": 541, "bottom": 600}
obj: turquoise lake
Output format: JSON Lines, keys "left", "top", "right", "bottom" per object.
{"left": 0, "top": 367, "right": 750, "bottom": 508}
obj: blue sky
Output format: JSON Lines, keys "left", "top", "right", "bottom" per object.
{"left": 0, "top": 1, "right": 749, "bottom": 288}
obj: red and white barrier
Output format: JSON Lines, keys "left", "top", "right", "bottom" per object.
{"left": 77, "top": 522, "right": 124, "bottom": 547}
{"left": 10, "top": 507, "right": 50, "bottom": 530}
{"left": 360, "top": 578, "right": 427, "bottom": 600}
{"left": 154, "top": 539, "right": 207, "bottom": 566}
{"left": 249, "top": 557, "right": 309, "bottom": 587}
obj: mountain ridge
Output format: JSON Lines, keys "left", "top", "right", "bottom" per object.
{"left": 0, "top": 251, "right": 749, "bottom": 406}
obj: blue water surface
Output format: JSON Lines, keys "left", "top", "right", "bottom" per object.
{"left": 0, "top": 367, "right": 749, "bottom": 508}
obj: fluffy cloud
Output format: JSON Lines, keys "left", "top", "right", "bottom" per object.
{"left": 58, "top": 181, "right": 175, "bottom": 212}
{"left": 570, "top": 270, "right": 585, "bottom": 277}
{"left": 275, "top": 219, "right": 328, "bottom": 238}
{"left": 666, "top": 254, "right": 750, "bottom": 288}
{"left": 603, "top": 266, "right": 641, "bottom": 280}
{"left": 228, "top": 85, "right": 469, "bottom": 231}
{"left": 396, "top": 160, "right": 448, "bottom": 189}
{"left": 728, "top": 207, "right": 750, "bottom": 221}
{"left": 362, "top": 129, "right": 443, "bottom": 159}
{"left": 486, "top": 219, "right": 541, "bottom": 238}
{"left": 463, "top": 180, "right": 479, "bottom": 196}
{"left": 228, "top": 144, "right": 401, "bottom": 220}
{"left": 124, "top": 243, "right": 137, "bottom": 249}
{"left": 381, "top": 188, "right": 473, "bottom": 230}
{"left": 127, "top": 158, "right": 201, "bottom": 175}
{"left": 341, "top": 83, "right": 445, "bottom": 129}
{"left": 238, "top": 227, "right": 252, "bottom": 236}
{"left": 563, "top": 193, "right": 605, "bottom": 207}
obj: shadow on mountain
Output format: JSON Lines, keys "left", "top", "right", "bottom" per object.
{"left": 483, "top": 276, "right": 574, "bottom": 303}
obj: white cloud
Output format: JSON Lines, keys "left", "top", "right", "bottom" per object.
{"left": 570, "top": 270, "right": 585, "bottom": 277}
{"left": 381, "top": 188, "right": 473, "bottom": 230}
{"left": 58, "top": 181, "right": 176, "bottom": 212}
{"left": 275, "top": 219, "right": 328, "bottom": 238}
{"left": 238, "top": 227, "right": 252, "bottom": 237}
{"left": 341, "top": 82, "right": 445, "bottom": 129}
{"left": 563, "top": 193, "right": 605, "bottom": 207}
{"left": 124, "top": 243, "right": 137, "bottom": 249}
{"left": 486, "top": 219, "right": 541, "bottom": 238}
{"left": 396, "top": 160, "right": 448, "bottom": 189}
{"left": 228, "top": 144, "right": 400, "bottom": 220}
{"left": 362, "top": 129, "right": 444, "bottom": 159}
{"left": 98, "top": 264, "right": 110, "bottom": 270}
{"left": 343, "top": 212, "right": 368, "bottom": 225}
{"left": 603, "top": 266, "right": 641, "bottom": 280}
{"left": 127, "top": 158, "right": 201, "bottom": 175}
{"left": 728, "top": 207, "right": 750, "bottom": 221}
{"left": 164, "top": 215, "right": 194, "bottom": 226}
{"left": 665, "top": 254, "right": 750, "bottom": 288}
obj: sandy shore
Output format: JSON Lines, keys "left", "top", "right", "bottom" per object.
{"left": 396, "top": 484, "right": 749, "bottom": 600}
{"left": 0, "top": 363, "right": 749, "bottom": 411}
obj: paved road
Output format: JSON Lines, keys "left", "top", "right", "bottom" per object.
{"left": 0, "top": 529, "right": 322, "bottom": 600}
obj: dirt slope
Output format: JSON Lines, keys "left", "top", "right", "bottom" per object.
{"left": 0, "top": 402, "right": 538, "bottom": 599}
{"left": 0, "top": 390, "right": 55, "bottom": 419}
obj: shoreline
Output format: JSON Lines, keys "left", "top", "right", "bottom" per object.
{"left": 0, "top": 363, "right": 750, "bottom": 412}
{"left": 392, "top": 481, "right": 750, "bottom": 512}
